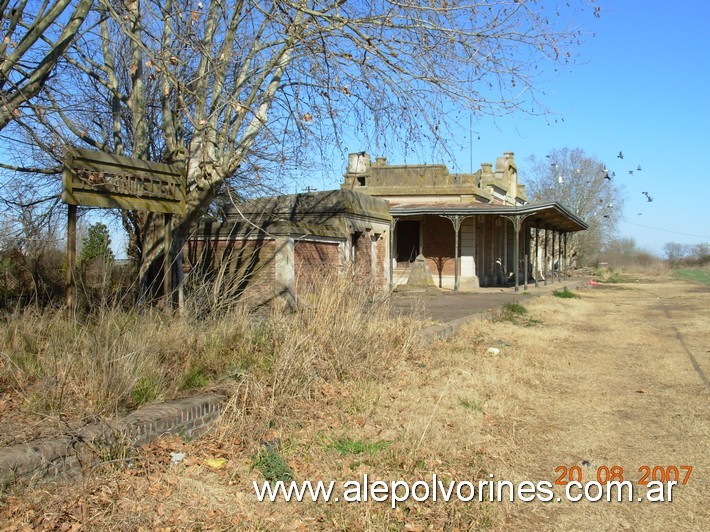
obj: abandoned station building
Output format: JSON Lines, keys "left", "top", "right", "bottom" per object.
{"left": 187, "top": 189, "right": 392, "bottom": 307}
{"left": 188, "top": 151, "right": 586, "bottom": 305}
{"left": 341, "top": 152, "right": 587, "bottom": 290}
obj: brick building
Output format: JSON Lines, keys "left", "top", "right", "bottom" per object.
{"left": 187, "top": 189, "right": 391, "bottom": 308}
{"left": 340, "top": 152, "right": 587, "bottom": 290}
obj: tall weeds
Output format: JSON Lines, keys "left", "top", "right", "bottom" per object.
{"left": 0, "top": 272, "right": 425, "bottom": 445}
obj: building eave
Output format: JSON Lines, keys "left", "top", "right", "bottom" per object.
{"left": 390, "top": 201, "right": 588, "bottom": 232}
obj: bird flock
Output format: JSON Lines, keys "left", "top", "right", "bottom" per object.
{"left": 547, "top": 149, "right": 654, "bottom": 219}
{"left": 615, "top": 150, "right": 654, "bottom": 215}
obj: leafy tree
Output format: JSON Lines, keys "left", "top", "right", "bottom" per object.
{"left": 80, "top": 222, "right": 114, "bottom": 264}
{"left": 1, "top": 0, "right": 602, "bottom": 298}
{"left": 525, "top": 147, "right": 622, "bottom": 265}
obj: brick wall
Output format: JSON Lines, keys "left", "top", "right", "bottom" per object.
{"left": 294, "top": 240, "right": 341, "bottom": 289}
{"left": 0, "top": 394, "right": 225, "bottom": 489}
{"left": 187, "top": 239, "right": 277, "bottom": 305}
{"left": 422, "top": 217, "right": 457, "bottom": 276}
{"left": 353, "top": 232, "right": 372, "bottom": 279}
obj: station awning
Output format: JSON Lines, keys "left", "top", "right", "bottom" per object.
{"left": 389, "top": 201, "right": 588, "bottom": 232}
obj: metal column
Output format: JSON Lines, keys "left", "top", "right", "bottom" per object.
{"left": 543, "top": 227, "right": 548, "bottom": 286}
{"left": 442, "top": 215, "right": 463, "bottom": 291}
{"left": 534, "top": 226, "right": 539, "bottom": 288}
{"left": 501, "top": 213, "right": 533, "bottom": 293}
{"left": 558, "top": 231, "right": 563, "bottom": 283}
{"left": 551, "top": 229, "right": 556, "bottom": 284}
{"left": 389, "top": 217, "right": 398, "bottom": 291}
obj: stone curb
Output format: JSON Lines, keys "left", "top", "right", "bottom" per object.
{"left": 415, "top": 313, "right": 485, "bottom": 342}
{"left": 0, "top": 393, "right": 226, "bottom": 489}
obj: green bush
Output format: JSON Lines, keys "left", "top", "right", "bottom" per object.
{"left": 253, "top": 446, "right": 293, "bottom": 483}
{"left": 553, "top": 286, "right": 579, "bottom": 299}
{"left": 502, "top": 302, "right": 527, "bottom": 315}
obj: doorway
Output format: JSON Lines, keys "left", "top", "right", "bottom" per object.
{"left": 396, "top": 220, "right": 420, "bottom": 264}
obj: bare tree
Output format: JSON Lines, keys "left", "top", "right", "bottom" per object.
{"left": 526, "top": 147, "right": 621, "bottom": 265}
{"left": 0, "top": 0, "right": 92, "bottom": 130}
{"left": 2, "top": 0, "right": 601, "bottom": 296}
{"left": 662, "top": 242, "right": 686, "bottom": 265}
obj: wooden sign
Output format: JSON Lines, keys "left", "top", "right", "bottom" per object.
{"left": 62, "top": 148, "right": 185, "bottom": 214}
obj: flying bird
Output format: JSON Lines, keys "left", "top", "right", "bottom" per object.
{"left": 637, "top": 164, "right": 642, "bottom": 171}
{"left": 603, "top": 214, "right": 611, "bottom": 219}
{"left": 604, "top": 172, "right": 612, "bottom": 180}
{"left": 617, "top": 151, "right": 624, "bottom": 159}
{"left": 628, "top": 170, "right": 634, "bottom": 175}
{"left": 551, "top": 162, "right": 558, "bottom": 167}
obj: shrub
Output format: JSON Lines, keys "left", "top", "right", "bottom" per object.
{"left": 502, "top": 302, "right": 527, "bottom": 315}
{"left": 553, "top": 286, "right": 579, "bottom": 298}
{"left": 252, "top": 446, "right": 293, "bottom": 483}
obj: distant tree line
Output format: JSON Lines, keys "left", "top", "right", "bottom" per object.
{"left": 662, "top": 242, "right": 710, "bottom": 267}
{"left": 599, "top": 237, "right": 658, "bottom": 270}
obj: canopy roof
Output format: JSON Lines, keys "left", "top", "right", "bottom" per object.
{"left": 390, "top": 201, "right": 588, "bottom": 232}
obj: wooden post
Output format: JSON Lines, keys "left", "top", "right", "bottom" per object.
{"left": 163, "top": 213, "right": 172, "bottom": 309}
{"left": 66, "top": 204, "right": 77, "bottom": 316}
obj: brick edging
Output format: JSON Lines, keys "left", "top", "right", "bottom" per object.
{"left": 0, "top": 394, "right": 226, "bottom": 489}
{"left": 416, "top": 313, "right": 485, "bottom": 342}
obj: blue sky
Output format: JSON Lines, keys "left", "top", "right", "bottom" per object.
{"left": 82, "top": 1, "right": 710, "bottom": 258}
{"left": 311, "top": 1, "right": 710, "bottom": 255}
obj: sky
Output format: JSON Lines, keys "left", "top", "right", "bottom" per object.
{"left": 12, "top": 0, "right": 705, "bottom": 258}
{"left": 308, "top": 0, "right": 710, "bottom": 256}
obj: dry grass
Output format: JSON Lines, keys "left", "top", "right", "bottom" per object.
{"left": 443, "top": 279, "right": 709, "bottom": 530}
{"left": 0, "top": 272, "right": 424, "bottom": 447}
{"left": 1, "top": 274, "right": 707, "bottom": 530}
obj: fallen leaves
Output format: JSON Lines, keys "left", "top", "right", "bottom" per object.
{"left": 205, "top": 457, "right": 228, "bottom": 470}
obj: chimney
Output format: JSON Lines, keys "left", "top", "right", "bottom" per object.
{"left": 347, "top": 152, "right": 371, "bottom": 174}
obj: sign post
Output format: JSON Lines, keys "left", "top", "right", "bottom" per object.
{"left": 66, "top": 204, "right": 77, "bottom": 315}
{"left": 62, "top": 148, "right": 185, "bottom": 311}
{"left": 164, "top": 213, "right": 173, "bottom": 306}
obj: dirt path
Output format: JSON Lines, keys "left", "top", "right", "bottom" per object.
{"left": 479, "top": 279, "right": 710, "bottom": 530}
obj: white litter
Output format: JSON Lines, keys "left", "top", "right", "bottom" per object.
{"left": 170, "top": 451, "right": 187, "bottom": 465}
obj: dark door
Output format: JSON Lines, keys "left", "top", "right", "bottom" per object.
{"left": 396, "top": 220, "right": 420, "bottom": 263}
